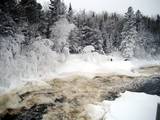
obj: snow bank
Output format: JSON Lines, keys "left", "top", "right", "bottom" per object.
{"left": 82, "top": 45, "right": 95, "bottom": 53}
{"left": 133, "top": 58, "right": 160, "bottom": 69}
{"left": 55, "top": 53, "right": 135, "bottom": 76}
{"left": 86, "top": 91, "right": 160, "bottom": 120}
{"left": 1, "top": 49, "right": 160, "bottom": 93}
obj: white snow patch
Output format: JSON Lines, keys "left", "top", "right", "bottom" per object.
{"left": 86, "top": 91, "right": 160, "bottom": 120}
{"left": 82, "top": 45, "right": 95, "bottom": 53}
{"left": 55, "top": 53, "right": 135, "bottom": 76}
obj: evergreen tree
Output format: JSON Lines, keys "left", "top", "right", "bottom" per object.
{"left": 86, "top": 12, "right": 99, "bottom": 29}
{"left": 81, "top": 26, "right": 104, "bottom": 53}
{"left": 0, "top": 12, "right": 16, "bottom": 36}
{"left": 49, "top": 0, "right": 66, "bottom": 23}
{"left": 156, "top": 15, "right": 160, "bottom": 33}
{"left": 68, "top": 27, "right": 82, "bottom": 53}
{"left": 135, "top": 10, "right": 144, "bottom": 32}
{"left": 0, "top": 0, "right": 17, "bottom": 36}
{"left": 19, "top": 0, "right": 42, "bottom": 23}
{"left": 43, "top": 11, "right": 52, "bottom": 38}
{"left": 156, "top": 15, "right": 160, "bottom": 25}
{"left": 0, "top": 0, "right": 17, "bottom": 14}
{"left": 102, "top": 32, "right": 113, "bottom": 53}
{"left": 67, "top": 3, "right": 73, "bottom": 23}
{"left": 120, "top": 7, "right": 137, "bottom": 58}
{"left": 142, "top": 31, "right": 155, "bottom": 55}
{"left": 99, "top": 19, "right": 105, "bottom": 31}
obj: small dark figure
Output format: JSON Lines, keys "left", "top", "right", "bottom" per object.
{"left": 124, "top": 59, "right": 129, "bottom": 61}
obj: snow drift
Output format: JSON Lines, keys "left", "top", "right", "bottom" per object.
{"left": 86, "top": 91, "right": 160, "bottom": 120}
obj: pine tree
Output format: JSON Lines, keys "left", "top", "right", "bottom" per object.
{"left": 156, "top": 15, "right": 160, "bottom": 33}
{"left": 44, "top": 11, "right": 52, "bottom": 38}
{"left": 80, "top": 26, "right": 104, "bottom": 53}
{"left": 49, "top": 0, "right": 66, "bottom": 23}
{"left": 120, "top": 7, "right": 137, "bottom": 59}
{"left": 0, "top": 0, "right": 17, "bottom": 14}
{"left": 135, "top": 10, "right": 144, "bottom": 32}
{"left": 86, "top": 12, "right": 98, "bottom": 29}
{"left": 0, "top": 12, "right": 16, "bottom": 36}
{"left": 68, "top": 27, "right": 82, "bottom": 53}
{"left": 134, "top": 10, "right": 148, "bottom": 57}
{"left": 0, "top": 0, "right": 17, "bottom": 36}
{"left": 67, "top": 3, "right": 73, "bottom": 23}
{"left": 102, "top": 32, "right": 113, "bottom": 53}
{"left": 19, "top": 0, "right": 42, "bottom": 23}
{"left": 142, "top": 31, "right": 155, "bottom": 55}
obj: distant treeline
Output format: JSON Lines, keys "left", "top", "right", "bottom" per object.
{"left": 0, "top": 0, "right": 160, "bottom": 58}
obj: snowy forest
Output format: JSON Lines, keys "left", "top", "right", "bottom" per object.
{"left": 0, "top": 0, "right": 160, "bottom": 120}
{"left": 1, "top": 0, "right": 160, "bottom": 57}
{"left": 0, "top": 0, "right": 160, "bottom": 82}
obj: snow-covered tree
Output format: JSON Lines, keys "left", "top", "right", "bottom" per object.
{"left": 81, "top": 26, "right": 104, "bottom": 54}
{"left": 142, "top": 31, "right": 155, "bottom": 55}
{"left": 19, "top": 0, "right": 42, "bottom": 23}
{"left": 86, "top": 12, "right": 99, "bottom": 29}
{"left": 0, "top": 0, "right": 17, "bottom": 36}
{"left": 50, "top": 18, "right": 75, "bottom": 53}
{"left": 0, "top": 11, "right": 16, "bottom": 36}
{"left": 67, "top": 3, "right": 73, "bottom": 23}
{"left": 49, "top": 0, "right": 66, "bottom": 23}
{"left": 120, "top": 7, "right": 137, "bottom": 59}
{"left": 134, "top": 10, "right": 145, "bottom": 57}
{"left": 49, "top": 0, "right": 60, "bottom": 21}
{"left": 68, "top": 27, "right": 82, "bottom": 53}
{"left": 102, "top": 32, "right": 113, "bottom": 54}
{"left": 135, "top": 10, "right": 144, "bottom": 32}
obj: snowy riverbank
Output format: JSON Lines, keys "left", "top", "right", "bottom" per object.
{"left": 1, "top": 52, "right": 160, "bottom": 94}
{"left": 0, "top": 67, "right": 160, "bottom": 120}
{"left": 86, "top": 91, "right": 160, "bottom": 120}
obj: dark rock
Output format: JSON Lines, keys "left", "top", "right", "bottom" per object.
{"left": 55, "top": 96, "right": 66, "bottom": 103}
{"left": 105, "top": 91, "right": 120, "bottom": 101}
{"left": 0, "top": 104, "right": 55, "bottom": 120}
{"left": 129, "top": 77, "right": 160, "bottom": 96}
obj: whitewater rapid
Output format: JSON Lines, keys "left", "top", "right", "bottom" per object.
{"left": 0, "top": 53, "right": 160, "bottom": 94}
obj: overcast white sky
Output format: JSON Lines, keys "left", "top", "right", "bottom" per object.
{"left": 38, "top": 0, "right": 160, "bottom": 16}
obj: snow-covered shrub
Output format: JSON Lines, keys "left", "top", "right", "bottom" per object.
{"left": 0, "top": 35, "right": 62, "bottom": 90}
{"left": 50, "top": 17, "right": 75, "bottom": 53}
{"left": 82, "top": 45, "right": 95, "bottom": 53}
